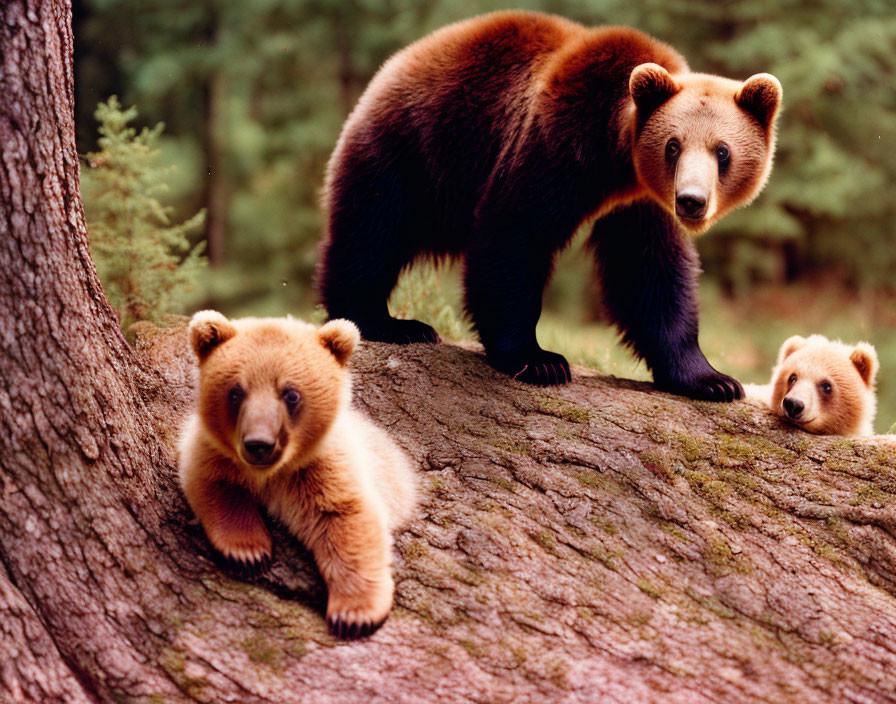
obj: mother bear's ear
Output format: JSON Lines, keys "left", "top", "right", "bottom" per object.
{"left": 736, "top": 74, "right": 782, "bottom": 130}
{"left": 629, "top": 63, "right": 681, "bottom": 120}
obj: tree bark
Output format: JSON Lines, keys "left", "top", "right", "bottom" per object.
{"left": 0, "top": 2, "right": 197, "bottom": 701}
{"left": 2, "top": 3, "right": 896, "bottom": 704}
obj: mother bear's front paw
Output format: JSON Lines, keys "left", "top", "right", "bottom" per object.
{"left": 360, "top": 317, "right": 440, "bottom": 345}
{"left": 655, "top": 368, "right": 744, "bottom": 402}
{"left": 489, "top": 348, "right": 571, "bottom": 386}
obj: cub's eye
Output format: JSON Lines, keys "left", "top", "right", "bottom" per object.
{"left": 227, "top": 385, "right": 245, "bottom": 410}
{"left": 788, "top": 373, "right": 797, "bottom": 386}
{"left": 820, "top": 381, "right": 833, "bottom": 394}
{"left": 716, "top": 143, "right": 731, "bottom": 167}
{"left": 665, "top": 139, "right": 681, "bottom": 161}
{"left": 281, "top": 387, "right": 302, "bottom": 414}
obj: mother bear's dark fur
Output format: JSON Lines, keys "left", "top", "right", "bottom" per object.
{"left": 316, "top": 10, "right": 781, "bottom": 399}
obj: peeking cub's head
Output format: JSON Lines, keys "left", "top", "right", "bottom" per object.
{"left": 770, "top": 334, "right": 877, "bottom": 437}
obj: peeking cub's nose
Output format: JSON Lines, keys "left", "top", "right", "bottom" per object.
{"left": 782, "top": 397, "right": 804, "bottom": 419}
{"left": 243, "top": 437, "right": 276, "bottom": 465}
{"left": 675, "top": 193, "right": 707, "bottom": 219}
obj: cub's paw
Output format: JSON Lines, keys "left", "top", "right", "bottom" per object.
{"left": 213, "top": 549, "right": 272, "bottom": 579}
{"left": 327, "top": 611, "right": 388, "bottom": 640}
{"left": 657, "top": 370, "right": 744, "bottom": 402}
{"left": 208, "top": 532, "right": 273, "bottom": 578}
{"left": 326, "top": 579, "right": 394, "bottom": 640}
{"left": 489, "top": 349, "right": 571, "bottom": 386}
{"left": 361, "top": 317, "right": 440, "bottom": 345}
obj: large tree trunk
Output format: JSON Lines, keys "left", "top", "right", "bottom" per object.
{"left": 2, "top": 3, "right": 896, "bottom": 703}
{"left": 0, "top": 2, "right": 196, "bottom": 701}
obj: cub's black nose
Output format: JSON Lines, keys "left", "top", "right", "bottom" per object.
{"left": 782, "top": 397, "right": 804, "bottom": 419}
{"left": 243, "top": 439, "right": 275, "bottom": 465}
{"left": 675, "top": 194, "right": 707, "bottom": 219}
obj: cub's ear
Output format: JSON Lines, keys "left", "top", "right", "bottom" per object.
{"left": 629, "top": 63, "right": 681, "bottom": 119}
{"left": 777, "top": 335, "right": 807, "bottom": 365}
{"left": 850, "top": 342, "right": 879, "bottom": 388}
{"left": 189, "top": 310, "right": 237, "bottom": 362}
{"left": 318, "top": 319, "right": 360, "bottom": 366}
{"left": 736, "top": 73, "right": 782, "bottom": 130}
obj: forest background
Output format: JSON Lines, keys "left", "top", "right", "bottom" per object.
{"left": 71, "top": 0, "right": 896, "bottom": 432}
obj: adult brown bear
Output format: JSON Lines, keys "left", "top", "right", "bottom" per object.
{"left": 317, "top": 11, "right": 781, "bottom": 400}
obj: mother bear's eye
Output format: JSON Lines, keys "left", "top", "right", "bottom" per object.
{"left": 716, "top": 143, "right": 731, "bottom": 168}
{"left": 665, "top": 138, "right": 681, "bottom": 161}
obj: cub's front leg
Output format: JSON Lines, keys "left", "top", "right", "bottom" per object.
{"left": 310, "top": 506, "right": 394, "bottom": 639}
{"left": 288, "top": 460, "right": 395, "bottom": 639}
{"left": 180, "top": 452, "right": 273, "bottom": 576}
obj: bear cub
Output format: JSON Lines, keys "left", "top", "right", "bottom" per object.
{"left": 745, "top": 335, "right": 878, "bottom": 437}
{"left": 178, "top": 311, "right": 418, "bottom": 638}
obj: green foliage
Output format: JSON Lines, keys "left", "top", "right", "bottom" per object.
{"left": 687, "top": 2, "right": 896, "bottom": 291}
{"left": 81, "top": 97, "right": 206, "bottom": 331}
{"left": 73, "top": 3, "right": 896, "bottom": 426}
{"left": 74, "top": 0, "right": 896, "bottom": 306}
{"left": 389, "top": 263, "right": 473, "bottom": 342}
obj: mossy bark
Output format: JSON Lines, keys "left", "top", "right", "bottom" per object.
{"left": 2, "top": 3, "right": 896, "bottom": 703}
{"left": 123, "top": 329, "right": 896, "bottom": 704}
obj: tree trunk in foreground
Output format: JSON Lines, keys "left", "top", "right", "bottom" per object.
{"left": 0, "top": 2, "right": 200, "bottom": 701}
{"left": 2, "top": 3, "right": 896, "bottom": 703}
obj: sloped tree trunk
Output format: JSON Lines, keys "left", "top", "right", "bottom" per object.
{"left": 0, "top": 2, "right": 198, "bottom": 701}
{"left": 2, "top": 3, "right": 896, "bottom": 704}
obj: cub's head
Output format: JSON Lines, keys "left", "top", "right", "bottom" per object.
{"left": 770, "top": 335, "right": 878, "bottom": 437}
{"left": 630, "top": 63, "right": 782, "bottom": 234}
{"left": 188, "top": 310, "right": 360, "bottom": 472}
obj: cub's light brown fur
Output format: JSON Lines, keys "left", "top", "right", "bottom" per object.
{"left": 745, "top": 334, "right": 878, "bottom": 437}
{"left": 178, "top": 311, "right": 417, "bottom": 638}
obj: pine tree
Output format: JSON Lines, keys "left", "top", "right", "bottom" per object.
{"left": 81, "top": 97, "right": 206, "bottom": 331}
{"left": 75, "top": 0, "right": 896, "bottom": 300}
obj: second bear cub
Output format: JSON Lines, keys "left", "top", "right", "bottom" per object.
{"left": 178, "top": 311, "right": 417, "bottom": 638}
{"left": 745, "top": 334, "right": 878, "bottom": 437}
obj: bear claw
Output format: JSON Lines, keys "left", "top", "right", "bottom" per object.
{"left": 327, "top": 614, "right": 386, "bottom": 640}
{"left": 491, "top": 350, "right": 571, "bottom": 386}
{"left": 702, "top": 376, "right": 744, "bottom": 402}
{"left": 213, "top": 550, "right": 272, "bottom": 579}
{"left": 360, "top": 318, "right": 440, "bottom": 345}
{"left": 658, "top": 372, "right": 744, "bottom": 402}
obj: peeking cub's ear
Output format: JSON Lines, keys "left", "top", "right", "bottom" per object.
{"left": 189, "top": 310, "right": 237, "bottom": 362}
{"left": 776, "top": 335, "right": 807, "bottom": 366}
{"left": 629, "top": 63, "right": 681, "bottom": 121}
{"left": 318, "top": 319, "right": 360, "bottom": 365}
{"left": 736, "top": 73, "right": 783, "bottom": 130}
{"left": 850, "top": 342, "right": 879, "bottom": 388}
